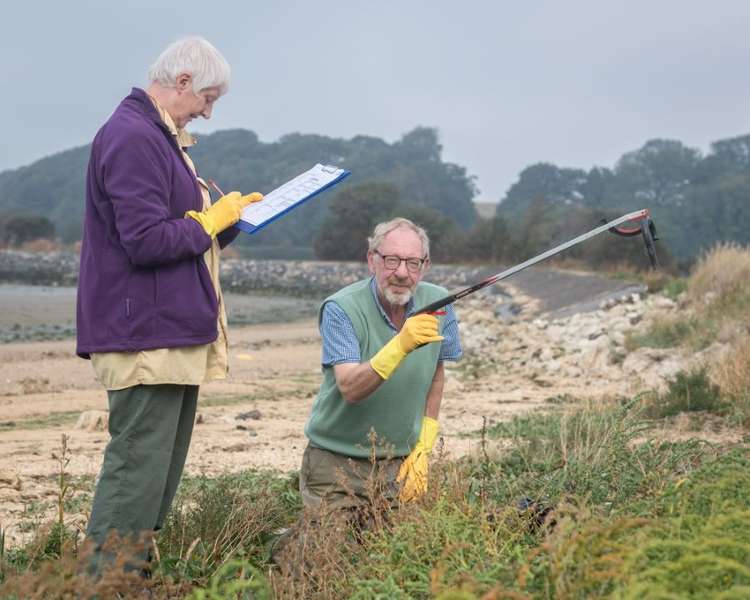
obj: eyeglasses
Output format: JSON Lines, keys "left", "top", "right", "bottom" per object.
{"left": 374, "top": 251, "right": 427, "bottom": 273}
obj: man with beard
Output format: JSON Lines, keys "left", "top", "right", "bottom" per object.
{"left": 301, "top": 217, "right": 462, "bottom": 517}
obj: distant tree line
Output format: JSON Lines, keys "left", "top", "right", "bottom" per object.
{"left": 0, "top": 128, "right": 748, "bottom": 268}
{"left": 0, "top": 126, "right": 478, "bottom": 252}
{"left": 495, "top": 136, "right": 750, "bottom": 267}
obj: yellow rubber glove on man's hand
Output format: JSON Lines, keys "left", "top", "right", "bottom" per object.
{"left": 397, "top": 416, "right": 439, "bottom": 502}
{"left": 186, "top": 191, "right": 264, "bottom": 238}
{"left": 369, "top": 314, "right": 443, "bottom": 380}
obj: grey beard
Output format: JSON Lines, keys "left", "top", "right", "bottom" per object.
{"left": 383, "top": 287, "right": 412, "bottom": 306}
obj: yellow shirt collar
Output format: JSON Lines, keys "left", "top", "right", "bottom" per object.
{"left": 148, "top": 94, "right": 197, "bottom": 149}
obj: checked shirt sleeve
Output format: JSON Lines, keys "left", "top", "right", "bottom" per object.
{"left": 438, "top": 303, "right": 463, "bottom": 362}
{"left": 320, "top": 302, "right": 362, "bottom": 367}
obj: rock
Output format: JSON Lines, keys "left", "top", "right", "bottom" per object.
{"left": 224, "top": 443, "right": 250, "bottom": 452}
{"left": 75, "top": 410, "right": 108, "bottom": 432}
{"left": 0, "top": 471, "right": 22, "bottom": 491}
{"left": 628, "top": 314, "right": 643, "bottom": 326}
{"left": 651, "top": 296, "right": 676, "bottom": 310}
{"left": 539, "top": 347, "right": 555, "bottom": 362}
{"left": 608, "top": 330, "right": 626, "bottom": 347}
{"left": 622, "top": 348, "right": 684, "bottom": 387}
{"left": 236, "top": 409, "right": 262, "bottom": 421}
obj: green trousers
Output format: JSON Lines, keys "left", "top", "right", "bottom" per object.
{"left": 86, "top": 383, "right": 198, "bottom": 568}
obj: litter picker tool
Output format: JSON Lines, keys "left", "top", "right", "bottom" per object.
{"left": 416, "top": 208, "right": 659, "bottom": 315}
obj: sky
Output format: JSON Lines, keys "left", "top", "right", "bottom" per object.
{"left": 2, "top": 1, "right": 750, "bottom": 203}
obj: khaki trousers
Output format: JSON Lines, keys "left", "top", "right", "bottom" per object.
{"left": 299, "top": 444, "right": 404, "bottom": 512}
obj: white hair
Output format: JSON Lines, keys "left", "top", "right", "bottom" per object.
{"left": 148, "top": 36, "right": 231, "bottom": 95}
{"left": 367, "top": 217, "right": 430, "bottom": 259}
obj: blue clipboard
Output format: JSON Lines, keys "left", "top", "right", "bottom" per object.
{"left": 235, "top": 164, "right": 351, "bottom": 235}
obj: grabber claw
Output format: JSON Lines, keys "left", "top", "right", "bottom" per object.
{"left": 640, "top": 215, "right": 659, "bottom": 269}
{"left": 604, "top": 209, "right": 659, "bottom": 269}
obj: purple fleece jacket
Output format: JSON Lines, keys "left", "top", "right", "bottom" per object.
{"left": 76, "top": 87, "right": 238, "bottom": 358}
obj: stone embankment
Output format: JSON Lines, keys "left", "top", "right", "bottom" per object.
{"left": 0, "top": 250, "right": 79, "bottom": 287}
{"left": 0, "top": 250, "right": 487, "bottom": 297}
{"left": 454, "top": 287, "right": 708, "bottom": 395}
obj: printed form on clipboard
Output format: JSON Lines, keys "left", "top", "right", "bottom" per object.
{"left": 235, "top": 163, "right": 350, "bottom": 235}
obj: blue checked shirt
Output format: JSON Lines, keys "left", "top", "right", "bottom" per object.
{"left": 320, "top": 278, "right": 462, "bottom": 367}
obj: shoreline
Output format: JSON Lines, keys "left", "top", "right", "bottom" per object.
{"left": 0, "top": 284, "right": 323, "bottom": 344}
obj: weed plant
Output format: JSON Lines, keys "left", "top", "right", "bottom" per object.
{"left": 155, "top": 470, "right": 301, "bottom": 585}
{"left": 712, "top": 337, "right": 750, "bottom": 427}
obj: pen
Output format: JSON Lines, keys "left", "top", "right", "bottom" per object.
{"left": 206, "top": 178, "right": 225, "bottom": 197}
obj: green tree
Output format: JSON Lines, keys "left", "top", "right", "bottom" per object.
{"left": 460, "top": 216, "right": 511, "bottom": 263}
{"left": 496, "top": 163, "right": 588, "bottom": 224}
{"left": 313, "top": 183, "right": 401, "bottom": 260}
{"left": 397, "top": 204, "right": 463, "bottom": 262}
{"left": 609, "top": 139, "right": 701, "bottom": 208}
{"left": 0, "top": 214, "right": 55, "bottom": 247}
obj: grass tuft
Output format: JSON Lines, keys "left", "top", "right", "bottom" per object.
{"left": 640, "top": 368, "right": 724, "bottom": 419}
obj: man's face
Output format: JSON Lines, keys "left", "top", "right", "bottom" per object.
{"left": 171, "top": 74, "right": 221, "bottom": 128}
{"left": 367, "top": 227, "right": 428, "bottom": 307}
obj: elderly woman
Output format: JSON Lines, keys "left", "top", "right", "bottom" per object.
{"left": 76, "top": 36, "right": 262, "bottom": 572}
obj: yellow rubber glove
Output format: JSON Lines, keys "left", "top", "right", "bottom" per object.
{"left": 397, "top": 416, "right": 439, "bottom": 502}
{"left": 369, "top": 314, "right": 443, "bottom": 380}
{"left": 186, "top": 191, "right": 264, "bottom": 238}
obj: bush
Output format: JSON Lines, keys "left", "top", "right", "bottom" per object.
{"left": 640, "top": 368, "right": 724, "bottom": 419}
{"left": 156, "top": 471, "right": 300, "bottom": 583}
{"left": 625, "top": 316, "right": 706, "bottom": 351}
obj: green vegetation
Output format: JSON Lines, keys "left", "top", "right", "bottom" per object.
{"left": 661, "top": 277, "right": 689, "bottom": 300}
{"left": 1, "top": 399, "right": 746, "bottom": 598}
{"left": 625, "top": 316, "right": 708, "bottom": 351}
{"left": 156, "top": 471, "right": 301, "bottom": 584}
{"left": 639, "top": 368, "right": 724, "bottom": 419}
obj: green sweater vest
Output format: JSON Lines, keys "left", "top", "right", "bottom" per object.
{"left": 304, "top": 278, "right": 448, "bottom": 458}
